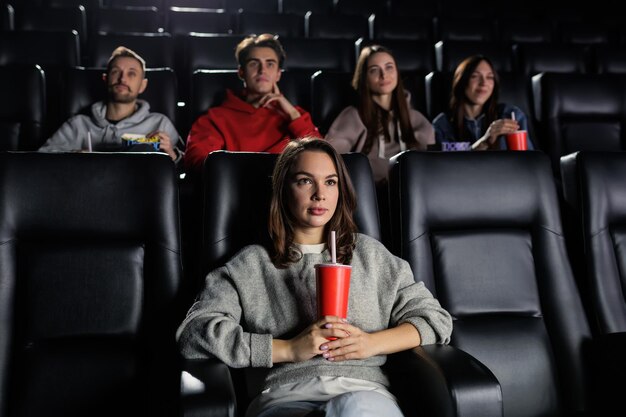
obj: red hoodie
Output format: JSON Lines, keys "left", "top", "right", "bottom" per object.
{"left": 184, "top": 89, "right": 320, "bottom": 173}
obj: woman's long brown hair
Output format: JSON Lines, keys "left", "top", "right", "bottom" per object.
{"left": 352, "top": 45, "right": 417, "bottom": 154}
{"left": 449, "top": 55, "right": 500, "bottom": 143}
{"left": 268, "top": 138, "right": 357, "bottom": 268}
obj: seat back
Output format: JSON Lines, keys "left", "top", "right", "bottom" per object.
{"left": 536, "top": 72, "right": 626, "bottom": 176}
{"left": 166, "top": 7, "right": 234, "bottom": 36}
{"left": 497, "top": 18, "right": 554, "bottom": 44}
{"left": 280, "top": 0, "right": 334, "bottom": 15}
{"left": 435, "top": 16, "right": 496, "bottom": 42}
{"left": 514, "top": 43, "right": 591, "bottom": 76}
{"left": 0, "top": 152, "right": 183, "bottom": 417}
{"left": 560, "top": 151, "right": 626, "bottom": 334}
{"left": 305, "top": 13, "right": 368, "bottom": 39}
{"left": 0, "top": 64, "right": 46, "bottom": 151}
{"left": 237, "top": 12, "right": 304, "bottom": 37}
{"left": 200, "top": 150, "right": 380, "bottom": 282}
{"left": 356, "top": 38, "right": 436, "bottom": 73}
{"left": 93, "top": 6, "right": 162, "bottom": 35}
{"left": 372, "top": 14, "right": 434, "bottom": 42}
{"left": 14, "top": 6, "right": 88, "bottom": 50}
{"left": 310, "top": 70, "right": 355, "bottom": 135}
{"left": 280, "top": 38, "right": 355, "bottom": 72}
{"left": 87, "top": 32, "right": 175, "bottom": 68}
{"left": 593, "top": 44, "right": 626, "bottom": 74}
{"left": 389, "top": 150, "right": 593, "bottom": 417}
{"left": 435, "top": 40, "right": 514, "bottom": 73}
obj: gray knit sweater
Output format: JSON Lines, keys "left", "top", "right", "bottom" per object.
{"left": 177, "top": 233, "right": 452, "bottom": 390}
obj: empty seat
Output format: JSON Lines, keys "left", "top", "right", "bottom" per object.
{"left": 435, "top": 40, "right": 514, "bottom": 73}
{"left": 0, "top": 152, "right": 184, "bottom": 417}
{"left": 14, "top": 6, "right": 88, "bottom": 50}
{"left": 183, "top": 33, "right": 240, "bottom": 71}
{"left": 0, "top": 64, "right": 46, "bottom": 151}
{"left": 280, "top": 37, "right": 355, "bottom": 72}
{"left": 87, "top": 32, "right": 175, "bottom": 68}
{"left": 594, "top": 44, "right": 626, "bottom": 74}
{"left": 435, "top": 16, "right": 496, "bottom": 42}
{"left": 57, "top": 66, "right": 178, "bottom": 136}
{"left": 334, "top": 0, "right": 387, "bottom": 16}
{"left": 93, "top": 6, "right": 162, "bottom": 35}
{"left": 535, "top": 72, "right": 626, "bottom": 176}
{"left": 0, "top": 30, "right": 80, "bottom": 139}
{"left": 356, "top": 38, "right": 436, "bottom": 73}
{"left": 108, "top": 0, "right": 165, "bottom": 7}
{"left": 237, "top": 11, "right": 304, "bottom": 37}
{"left": 305, "top": 13, "right": 368, "bottom": 39}
{"left": 224, "top": 0, "right": 279, "bottom": 13}
{"left": 372, "top": 14, "right": 434, "bottom": 42}
{"left": 167, "top": 7, "right": 234, "bottom": 35}
{"left": 388, "top": 0, "right": 438, "bottom": 17}
{"left": 310, "top": 70, "right": 355, "bottom": 135}
{"left": 280, "top": 0, "right": 334, "bottom": 15}
{"left": 514, "top": 42, "right": 591, "bottom": 76}
{"left": 558, "top": 20, "right": 615, "bottom": 45}
{"left": 0, "top": 4, "right": 13, "bottom": 31}
{"left": 497, "top": 17, "right": 554, "bottom": 44}
{"left": 389, "top": 150, "right": 595, "bottom": 417}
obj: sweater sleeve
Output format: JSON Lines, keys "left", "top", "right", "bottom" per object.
{"left": 287, "top": 107, "right": 320, "bottom": 139}
{"left": 38, "top": 117, "right": 84, "bottom": 152}
{"left": 325, "top": 106, "right": 366, "bottom": 153}
{"left": 390, "top": 258, "right": 453, "bottom": 345}
{"left": 409, "top": 108, "right": 436, "bottom": 148}
{"left": 183, "top": 111, "right": 227, "bottom": 174}
{"left": 176, "top": 265, "right": 273, "bottom": 368}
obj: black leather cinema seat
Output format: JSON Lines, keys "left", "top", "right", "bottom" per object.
{"left": 560, "top": 150, "right": 626, "bottom": 413}
{"left": 87, "top": 32, "right": 175, "bottom": 69}
{"left": 0, "top": 153, "right": 184, "bottom": 417}
{"left": 0, "top": 64, "right": 46, "bottom": 151}
{"left": 534, "top": 72, "right": 626, "bottom": 177}
{"left": 236, "top": 12, "right": 304, "bottom": 37}
{"left": 310, "top": 70, "right": 355, "bottom": 135}
{"left": 389, "top": 151, "right": 595, "bottom": 417}
{"left": 200, "top": 149, "right": 502, "bottom": 417}
{"left": 435, "top": 40, "right": 514, "bottom": 73}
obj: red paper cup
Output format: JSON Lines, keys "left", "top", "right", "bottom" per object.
{"left": 315, "top": 264, "right": 351, "bottom": 340}
{"left": 506, "top": 130, "right": 528, "bottom": 151}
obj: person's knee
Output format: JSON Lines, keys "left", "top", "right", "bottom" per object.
{"left": 325, "top": 391, "right": 403, "bottom": 417}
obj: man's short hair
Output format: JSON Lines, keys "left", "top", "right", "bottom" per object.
{"left": 107, "top": 46, "right": 146, "bottom": 75}
{"left": 235, "top": 34, "right": 286, "bottom": 68}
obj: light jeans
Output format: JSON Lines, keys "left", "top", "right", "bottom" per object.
{"left": 254, "top": 391, "right": 405, "bottom": 417}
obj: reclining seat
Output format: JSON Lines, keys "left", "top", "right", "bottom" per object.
{"left": 389, "top": 150, "right": 594, "bottom": 416}
{"left": 0, "top": 153, "right": 184, "bottom": 417}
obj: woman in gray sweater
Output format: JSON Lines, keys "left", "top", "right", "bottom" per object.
{"left": 177, "top": 138, "right": 452, "bottom": 417}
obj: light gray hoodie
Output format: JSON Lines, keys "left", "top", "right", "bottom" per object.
{"left": 39, "top": 100, "right": 183, "bottom": 160}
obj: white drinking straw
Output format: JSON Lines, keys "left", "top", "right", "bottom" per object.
{"left": 87, "top": 131, "right": 93, "bottom": 152}
{"left": 511, "top": 111, "right": 516, "bottom": 121}
{"left": 330, "top": 230, "right": 337, "bottom": 264}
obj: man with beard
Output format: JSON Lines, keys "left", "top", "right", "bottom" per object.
{"left": 39, "top": 46, "right": 183, "bottom": 162}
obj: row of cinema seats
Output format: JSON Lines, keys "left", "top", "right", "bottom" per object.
{"left": 6, "top": 60, "right": 626, "bottom": 183}
{"left": 1, "top": 148, "right": 625, "bottom": 416}
{"left": 5, "top": 2, "right": 626, "bottom": 46}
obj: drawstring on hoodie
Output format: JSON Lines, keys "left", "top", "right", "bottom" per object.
{"left": 378, "top": 119, "right": 406, "bottom": 159}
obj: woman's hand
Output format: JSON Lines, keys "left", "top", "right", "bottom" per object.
{"left": 473, "top": 118, "right": 520, "bottom": 150}
{"left": 273, "top": 316, "right": 350, "bottom": 363}
{"left": 317, "top": 320, "right": 377, "bottom": 362}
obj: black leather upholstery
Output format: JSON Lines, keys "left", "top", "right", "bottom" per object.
{"left": 280, "top": 38, "right": 356, "bottom": 72}
{"left": 334, "top": 0, "right": 387, "bottom": 16}
{"left": 535, "top": 72, "right": 626, "bottom": 176}
{"left": 497, "top": 18, "right": 554, "bottom": 44}
{"left": 0, "top": 4, "right": 13, "bottom": 31}
{"left": 0, "top": 152, "right": 184, "bottom": 417}
{"left": 58, "top": 66, "right": 178, "bottom": 133}
{"left": 167, "top": 8, "right": 234, "bottom": 36}
{"left": 372, "top": 15, "right": 434, "bottom": 42}
{"left": 435, "top": 40, "right": 514, "bottom": 73}
{"left": 236, "top": 12, "right": 304, "bottom": 37}
{"left": 93, "top": 6, "right": 162, "bottom": 35}
{"left": 0, "top": 30, "right": 80, "bottom": 67}
{"left": 280, "top": 0, "right": 334, "bottom": 15}
{"left": 305, "top": 13, "right": 368, "bottom": 39}
{"left": 0, "top": 64, "right": 46, "bottom": 151}
{"left": 514, "top": 43, "right": 591, "bottom": 76}
{"left": 435, "top": 16, "right": 496, "bottom": 42}
{"left": 87, "top": 32, "right": 175, "bottom": 68}
{"left": 310, "top": 71, "right": 355, "bottom": 135}
{"left": 356, "top": 38, "right": 436, "bottom": 73}
{"left": 593, "top": 44, "right": 626, "bottom": 74}
{"left": 389, "top": 150, "right": 594, "bottom": 417}
{"left": 14, "top": 6, "right": 88, "bottom": 50}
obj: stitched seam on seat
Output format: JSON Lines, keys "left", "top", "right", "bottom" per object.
{"left": 589, "top": 226, "right": 609, "bottom": 239}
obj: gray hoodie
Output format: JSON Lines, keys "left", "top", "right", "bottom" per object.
{"left": 39, "top": 100, "right": 183, "bottom": 160}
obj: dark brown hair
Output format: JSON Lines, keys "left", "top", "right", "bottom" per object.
{"left": 352, "top": 45, "right": 416, "bottom": 154}
{"left": 235, "top": 33, "right": 286, "bottom": 68}
{"left": 269, "top": 138, "right": 357, "bottom": 268}
{"left": 449, "top": 55, "right": 500, "bottom": 142}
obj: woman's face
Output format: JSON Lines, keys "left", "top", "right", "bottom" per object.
{"left": 464, "top": 60, "right": 495, "bottom": 107}
{"left": 287, "top": 150, "right": 339, "bottom": 244}
{"left": 366, "top": 52, "right": 398, "bottom": 96}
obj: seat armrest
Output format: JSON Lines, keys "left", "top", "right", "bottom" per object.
{"left": 181, "top": 359, "right": 237, "bottom": 417}
{"left": 386, "top": 345, "right": 503, "bottom": 417}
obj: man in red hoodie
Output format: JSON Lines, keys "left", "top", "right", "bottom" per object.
{"left": 184, "top": 33, "right": 320, "bottom": 173}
